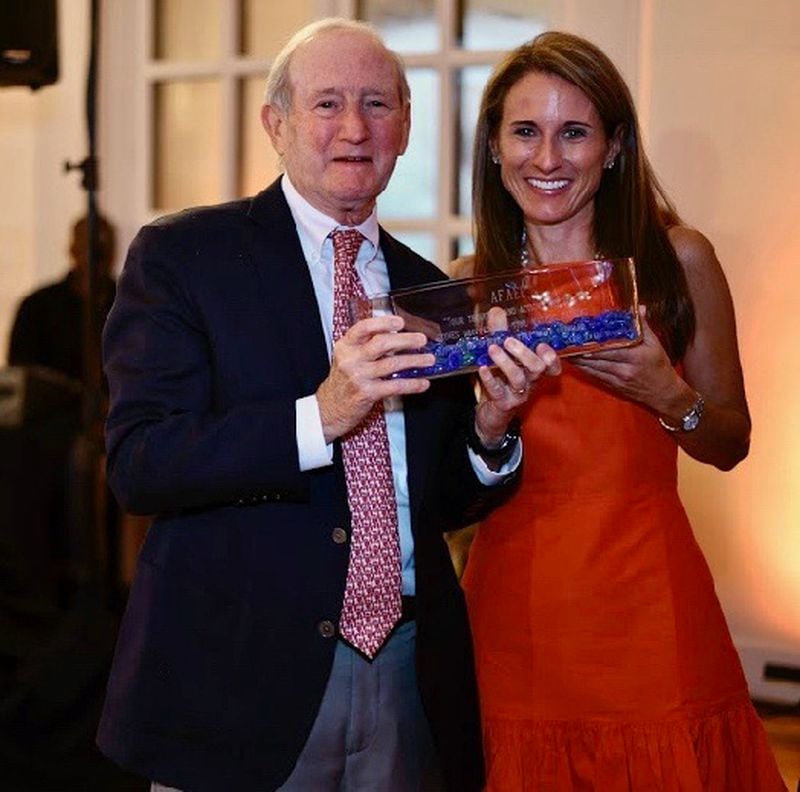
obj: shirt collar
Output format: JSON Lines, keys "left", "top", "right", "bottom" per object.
{"left": 281, "top": 174, "right": 380, "bottom": 260}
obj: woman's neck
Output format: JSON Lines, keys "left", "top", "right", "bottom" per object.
{"left": 524, "top": 216, "right": 596, "bottom": 265}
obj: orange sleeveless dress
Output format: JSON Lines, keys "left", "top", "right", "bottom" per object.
{"left": 462, "top": 365, "right": 786, "bottom": 791}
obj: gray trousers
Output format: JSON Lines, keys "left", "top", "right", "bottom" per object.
{"left": 152, "top": 620, "right": 443, "bottom": 791}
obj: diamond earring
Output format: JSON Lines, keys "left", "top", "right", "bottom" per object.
{"left": 520, "top": 228, "right": 530, "bottom": 267}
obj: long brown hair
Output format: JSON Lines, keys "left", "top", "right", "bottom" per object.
{"left": 472, "top": 31, "right": 694, "bottom": 360}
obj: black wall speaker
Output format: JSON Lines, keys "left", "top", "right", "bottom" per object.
{"left": 0, "top": 1, "right": 59, "bottom": 90}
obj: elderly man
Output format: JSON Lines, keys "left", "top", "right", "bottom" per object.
{"left": 97, "top": 18, "right": 558, "bottom": 792}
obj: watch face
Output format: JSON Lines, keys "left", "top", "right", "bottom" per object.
{"left": 683, "top": 412, "right": 700, "bottom": 431}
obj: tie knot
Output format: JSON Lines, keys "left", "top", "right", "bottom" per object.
{"left": 331, "top": 229, "right": 365, "bottom": 269}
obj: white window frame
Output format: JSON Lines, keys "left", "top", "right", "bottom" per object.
{"left": 100, "top": 0, "right": 642, "bottom": 264}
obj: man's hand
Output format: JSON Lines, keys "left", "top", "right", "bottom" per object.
{"left": 317, "top": 315, "right": 435, "bottom": 443}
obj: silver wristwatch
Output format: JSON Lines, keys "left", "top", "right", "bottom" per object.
{"left": 658, "top": 394, "right": 705, "bottom": 433}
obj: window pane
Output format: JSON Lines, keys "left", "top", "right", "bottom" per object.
{"left": 457, "top": 65, "right": 492, "bottom": 216}
{"left": 460, "top": 0, "right": 548, "bottom": 50}
{"left": 240, "top": 0, "right": 315, "bottom": 58}
{"left": 239, "top": 77, "right": 283, "bottom": 197}
{"left": 359, "top": 0, "right": 439, "bottom": 53}
{"left": 457, "top": 235, "right": 475, "bottom": 258}
{"left": 379, "top": 68, "right": 438, "bottom": 221}
{"left": 153, "top": 80, "right": 223, "bottom": 210}
{"left": 439, "top": 237, "right": 474, "bottom": 276}
{"left": 388, "top": 232, "right": 436, "bottom": 264}
{"left": 154, "top": 0, "right": 222, "bottom": 60}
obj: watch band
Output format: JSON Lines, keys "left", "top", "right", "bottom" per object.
{"left": 467, "top": 416, "right": 521, "bottom": 464}
{"left": 658, "top": 393, "right": 705, "bottom": 433}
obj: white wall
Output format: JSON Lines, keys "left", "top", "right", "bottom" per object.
{"left": 0, "top": 0, "right": 95, "bottom": 358}
{"left": 563, "top": 0, "right": 800, "bottom": 698}
{"left": 0, "top": 85, "right": 36, "bottom": 357}
{"left": 645, "top": 0, "right": 800, "bottom": 678}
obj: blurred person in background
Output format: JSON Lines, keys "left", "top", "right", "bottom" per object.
{"left": 8, "top": 213, "right": 116, "bottom": 384}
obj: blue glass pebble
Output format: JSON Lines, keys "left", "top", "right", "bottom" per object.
{"left": 393, "top": 310, "right": 637, "bottom": 378}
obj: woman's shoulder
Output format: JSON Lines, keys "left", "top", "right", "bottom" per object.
{"left": 448, "top": 254, "right": 476, "bottom": 279}
{"left": 666, "top": 225, "right": 717, "bottom": 273}
{"left": 667, "top": 225, "right": 728, "bottom": 299}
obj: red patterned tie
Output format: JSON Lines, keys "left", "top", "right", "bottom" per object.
{"left": 331, "top": 229, "right": 402, "bottom": 659}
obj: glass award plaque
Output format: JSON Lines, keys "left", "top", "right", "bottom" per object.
{"left": 350, "top": 257, "right": 642, "bottom": 379}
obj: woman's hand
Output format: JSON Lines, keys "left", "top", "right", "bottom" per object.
{"left": 570, "top": 306, "right": 684, "bottom": 413}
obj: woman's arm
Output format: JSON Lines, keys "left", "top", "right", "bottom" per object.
{"left": 571, "top": 226, "right": 750, "bottom": 470}
{"left": 661, "top": 226, "right": 750, "bottom": 468}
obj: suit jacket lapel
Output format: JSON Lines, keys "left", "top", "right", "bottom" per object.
{"left": 239, "top": 202, "right": 457, "bottom": 522}
{"left": 245, "top": 180, "right": 331, "bottom": 394}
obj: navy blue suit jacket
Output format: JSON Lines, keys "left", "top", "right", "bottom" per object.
{"left": 97, "top": 180, "right": 517, "bottom": 791}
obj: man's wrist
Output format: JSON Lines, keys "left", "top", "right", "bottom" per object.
{"left": 474, "top": 402, "right": 511, "bottom": 446}
{"left": 467, "top": 415, "right": 521, "bottom": 465}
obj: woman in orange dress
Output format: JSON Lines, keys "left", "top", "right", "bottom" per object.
{"left": 459, "top": 31, "right": 786, "bottom": 790}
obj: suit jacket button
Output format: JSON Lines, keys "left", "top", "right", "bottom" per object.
{"left": 331, "top": 527, "right": 347, "bottom": 544}
{"left": 318, "top": 620, "right": 336, "bottom": 639}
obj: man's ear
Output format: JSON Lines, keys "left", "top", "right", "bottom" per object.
{"left": 261, "top": 104, "right": 285, "bottom": 155}
{"left": 397, "top": 101, "right": 411, "bottom": 156}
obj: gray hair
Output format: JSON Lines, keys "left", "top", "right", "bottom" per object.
{"left": 264, "top": 17, "right": 410, "bottom": 112}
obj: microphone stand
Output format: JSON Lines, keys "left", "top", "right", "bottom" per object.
{"left": 63, "top": 0, "right": 110, "bottom": 603}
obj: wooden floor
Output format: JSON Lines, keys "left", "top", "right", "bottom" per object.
{"left": 758, "top": 702, "right": 800, "bottom": 790}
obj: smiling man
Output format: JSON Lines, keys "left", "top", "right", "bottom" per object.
{"left": 96, "top": 17, "right": 557, "bottom": 792}
{"left": 261, "top": 25, "right": 410, "bottom": 228}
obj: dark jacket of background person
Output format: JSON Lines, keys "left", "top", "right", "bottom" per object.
{"left": 8, "top": 213, "right": 116, "bottom": 385}
{"left": 1, "top": 214, "right": 142, "bottom": 791}
{"left": 8, "top": 270, "right": 115, "bottom": 384}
